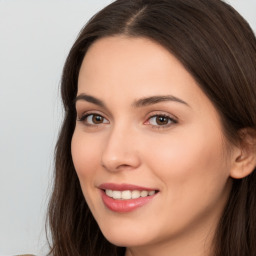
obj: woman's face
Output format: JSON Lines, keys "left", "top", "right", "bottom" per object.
{"left": 72, "top": 36, "right": 235, "bottom": 254}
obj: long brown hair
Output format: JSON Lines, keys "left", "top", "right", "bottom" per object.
{"left": 47, "top": 0, "right": 256, "bottom": 255}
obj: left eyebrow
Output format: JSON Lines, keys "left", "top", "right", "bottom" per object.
{"left": 132, "top": 95, "right": 190, "bottom": 108}
{"left": 74, "top": 93, "right": 106, "bottom": 108}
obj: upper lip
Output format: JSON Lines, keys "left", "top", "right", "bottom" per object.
{"left": 99, "top": 183, "right": 159, "bottom": 191}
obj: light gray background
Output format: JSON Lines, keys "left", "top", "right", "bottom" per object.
{"left": 0, "top": 0, "right": 255, "bottom": 255}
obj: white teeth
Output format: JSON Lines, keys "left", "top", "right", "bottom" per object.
{"left": 149, "top": 190, "right": 156, "bottom": 196}
{"left": 122, "top": 190, "right": 132, "bottom": 199}
{"left": 131, "top": 190, "right": 140, "bottom": 199}
{"left": 112, "top": 190, "right": 122, "bottom": 199}
{"left": 106, "top": 189, "right": 113, "bottom": 197}
{"left": 105, "top": 189, "right": 156, "bottom": 200}
{"left": 141, "top": 190, "right": 148, "bottom": 197}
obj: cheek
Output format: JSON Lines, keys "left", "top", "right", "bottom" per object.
{"left": 71, "top": 129, "right": 104, "bottom": 214}
{"left": 71, "top": 130, "right": 101, "bottom": 182}
{"left": 145, "top": 125, "right": 230, "bottom": 198}
{"left": 141, "top": 126, "right": 231, "bottom": 234}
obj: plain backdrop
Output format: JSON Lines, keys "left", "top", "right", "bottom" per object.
{"left": 0, "top": 0, "right": 255, "bottom": 255}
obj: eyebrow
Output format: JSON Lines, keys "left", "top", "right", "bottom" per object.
{"left": 74, "top": 94, "right": 106, "bottom": 108}
{"left": 74, "top": 93, "right": 190, "bottom": 108}
{"left": 132, "top": 95, "right": 189, "bottom": 108}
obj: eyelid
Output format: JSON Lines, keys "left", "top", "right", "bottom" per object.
{"left": 76, "top": 109, "right": 107, "bottom": 120}
{"left": 144, "top": 112, "right": 178, "bottom": 129}
{"left": 77, "top": 111, "right": 110, "bottom": 126}
{"left": 75, "top": 102, "right": 113, "bottom": 120}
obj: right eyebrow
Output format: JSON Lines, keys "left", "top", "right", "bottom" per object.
{"left": 74, "top": 93, "right": 106, "bottom": 108}
{"left": 132, "top": 95, "right": 190, "bottom": 108}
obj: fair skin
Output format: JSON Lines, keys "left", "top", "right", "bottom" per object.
{"left": 71, "top": 36, "right": 243, "bottom": 256}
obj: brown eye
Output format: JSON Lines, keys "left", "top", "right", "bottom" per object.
{"left": 92, "top": 115, "right": 104, "bottom": 124}
{"left": 155, "top": 116, "right": 169, "bottom": 125}
{"left": 79, "top": 114, "right": 109, "bottom": 125}
{"left": 148, "top": 115, "right": 176, "bottom": 127}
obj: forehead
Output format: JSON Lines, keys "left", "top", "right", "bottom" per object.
{"left": 78, "top": 37, "right": 214, "bottom": 112}
{"left": 78, "top": 36, "right": 199, "bottom": 99}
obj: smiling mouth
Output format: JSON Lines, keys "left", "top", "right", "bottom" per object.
{"left": 103, "top": 189, "right": 158, "bottom": 200}
{"left": 99, "top": 184, "right": 159, "bottom": 212}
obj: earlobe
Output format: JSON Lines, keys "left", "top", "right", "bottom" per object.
{"left": 230, "top": 128, "right": 256, "bottom": 179}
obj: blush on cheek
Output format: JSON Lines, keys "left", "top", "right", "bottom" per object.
{"left": 149, "top": 129, "right": 226, "bottom": 185}
{"left": 71, "top": 135, "right": 89, "bottom": 174}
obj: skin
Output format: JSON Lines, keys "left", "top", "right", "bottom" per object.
{"left": 71, "top": 36, "right": 240, "bottom": 256}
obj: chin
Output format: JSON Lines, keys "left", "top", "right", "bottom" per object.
{"left": 100, "top": 225, "right": 153, "bottom": 247}
{"left": 105, "top": 236, "right": 149, "bottom": 248}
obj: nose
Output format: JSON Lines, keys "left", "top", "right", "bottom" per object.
{"left": 101, "top": 125, "right": 141, "bottom": 172}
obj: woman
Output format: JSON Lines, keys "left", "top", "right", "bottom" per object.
{"left": 47, "top": 0, "right": 256, "bottom": 255}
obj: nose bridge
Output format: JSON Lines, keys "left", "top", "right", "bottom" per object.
{"left": 101, "top": 122, "right": 140, "bottom": 172}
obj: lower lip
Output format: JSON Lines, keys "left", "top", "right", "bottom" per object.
{"left": 100, "top": 190, "right": 157, "bottom": 213}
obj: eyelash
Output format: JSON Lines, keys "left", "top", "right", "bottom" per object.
{"left": 77, "top": 112, "right": 177, "bottom": 129}
{"left": 77, "top": 113, "right": 109, "bottom": 127}
{"left": 145, "top": 114, "right": 177, "bottom": 129}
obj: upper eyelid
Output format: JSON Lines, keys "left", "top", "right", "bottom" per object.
{"left": 146, "top": 115, "right": 177, "bottom": 125}
{"left": 76, "top": 106, "right": 112, "bottom": 120}
{"left": 145, "top": 111, "right": 178, "bottom": 121}
{"left": 77, "top": 110, "right": 108, "bottom": 119}
{"left": 79, "top": 112, "right": 108, "bottom": 121}
{"left": 79, "top": 112, "right": 105, "bottom": 119}
{"left": 148, "top": 115, "right": 176, "bottom": 121}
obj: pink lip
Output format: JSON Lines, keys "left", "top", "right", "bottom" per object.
{"left": 99, "top": 183, "right": 158, "bottom": 191}
{"left": 99, "top": 183, "right": 159, "bottom": 213}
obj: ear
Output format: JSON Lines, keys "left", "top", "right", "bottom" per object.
{"left": 230, "top": 128, "right": 256, "bottom": 179}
